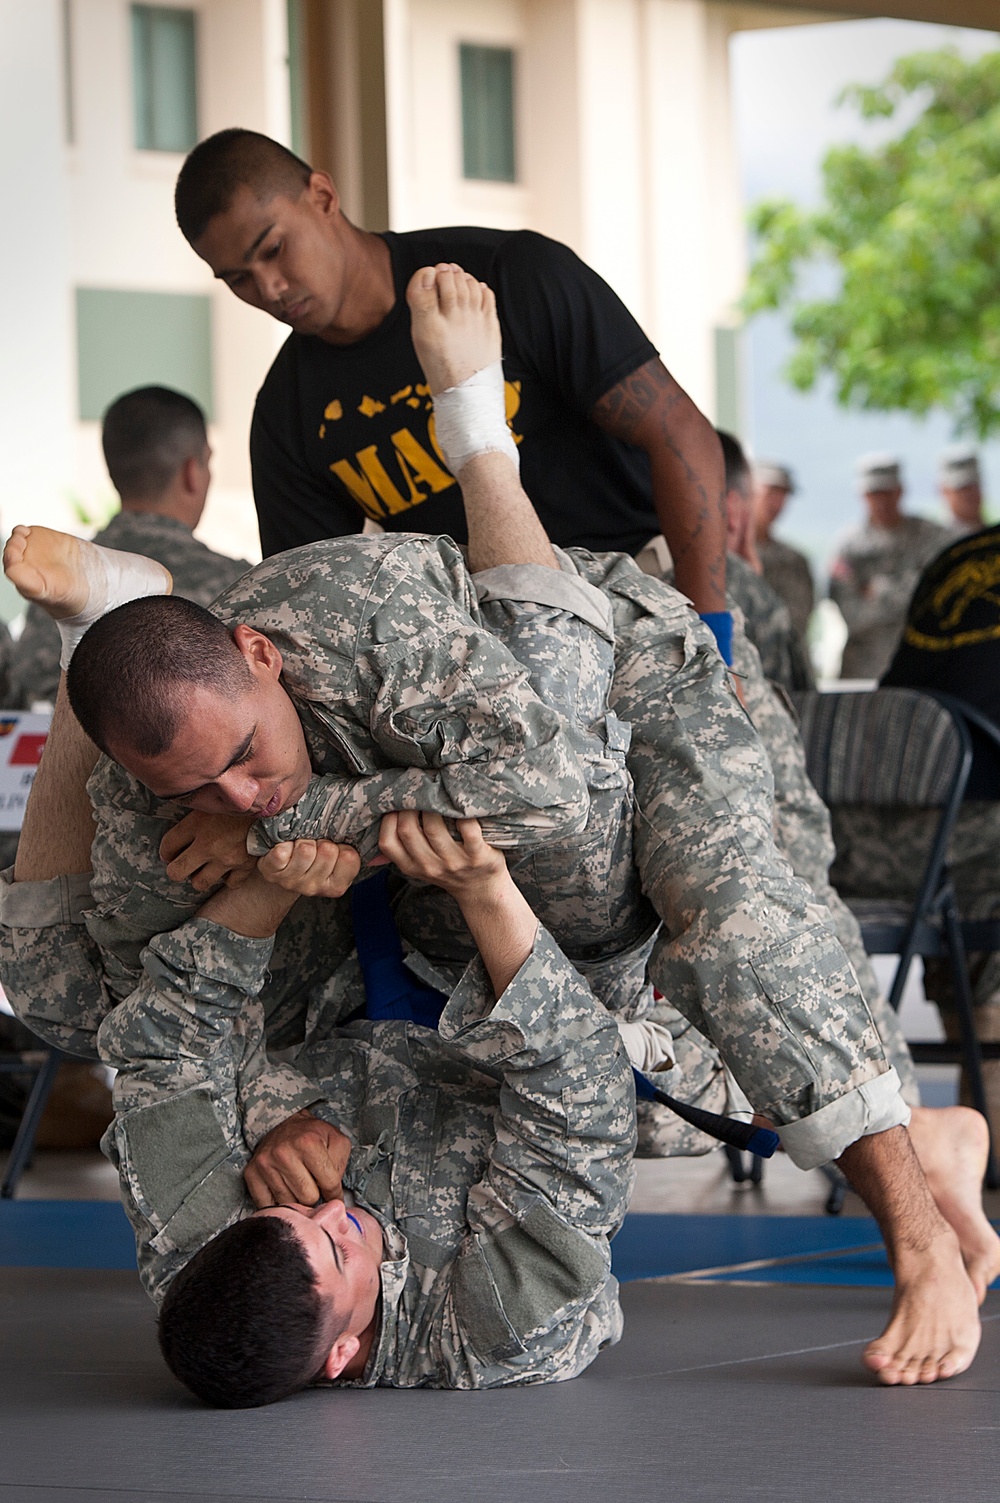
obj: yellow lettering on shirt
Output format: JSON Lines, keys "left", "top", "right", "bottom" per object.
{"left": 390, "top": 385, "right": 413, "bottom": 405}
{"left": 358, "top": 395, "right": 386, "bottom": 418}
{"left": 392, "top": 429, "right": 455, "bottom": 499}
{"left": 329, "top": 448, "right": 412, "bottom": 518}
{"left": 325, "top": 400, "right": 343, "bottom": 421}
{"left": 504, "top": 380, "right": 524, "bottom": 445}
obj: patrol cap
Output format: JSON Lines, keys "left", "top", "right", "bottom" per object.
{"left": 754, "top": 460, "right": 796, "bottom": 493}
{"left": 938, "top": 444, "right": 980, "bottom": 489}
{"left": 856, "top": 452, "right": 902, "bottom": 492}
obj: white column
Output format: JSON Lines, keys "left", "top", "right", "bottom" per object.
{"left": 0, "top": 0, "right": 76, "bottom": 539}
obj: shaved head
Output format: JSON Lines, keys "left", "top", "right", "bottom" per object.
{"left": 175, "top": 129, "right": 313, "bottom": 245}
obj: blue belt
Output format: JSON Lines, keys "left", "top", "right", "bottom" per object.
{"left": 351, "top": 868, "right": 777, "bottom": 1158}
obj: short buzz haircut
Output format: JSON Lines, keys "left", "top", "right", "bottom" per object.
{"left": 158, "top": 1216, "right": 344, "bottom": 1408}
{"left": 175, "top": 129, "right": 314, "bottom": 245}
{"left": 102, "top": 386, "right": 207, "bottom": 502}
{"left": 66, "top": 595, "right": 251, "bottom": 760}
{"left": 716, "top": 429, "right": 752, "bottom": 497}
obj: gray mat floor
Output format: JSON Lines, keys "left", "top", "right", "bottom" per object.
{"left": 1, "top": 1268, "right": 998, "bottom": 1503}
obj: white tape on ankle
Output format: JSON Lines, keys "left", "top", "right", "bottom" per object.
{"left": 432, "top": 361, "right": 519, "bottom": 476}
{"left": 57, "top": 544, "right": 171, "bottom": 669}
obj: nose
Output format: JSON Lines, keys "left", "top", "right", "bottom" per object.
{"left": 310, "top": 1198, "right": 351, "bottom": 1234}
{"left": 255, "top": 265, "right": 288, "bottom": 306}
{"left": 212, "top": 768, "right": 261, "bottom": 813}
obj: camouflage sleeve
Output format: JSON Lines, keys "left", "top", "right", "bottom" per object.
{"left": 98, "top": 919, "right": 323, "bottom": 1302}
{"left": 0, "top": 869, "right": 112, "bottom": 1056}
{"left": 429, "top": 926, "right": 635, "bottom": 1386}
{"left": 254, "top": 627, "right": 590, "bottom": 863}
{"left": 830, "top": 561, "right": 920, "bottom": 635}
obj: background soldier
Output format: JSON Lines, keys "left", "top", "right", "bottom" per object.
{"left": 829, "top": 453, "right": 955, "bottom": 681}
{"left": 938, "top": 444, "right": 986, "bottom": 535}
{"left": 6, "top": 386, "right": 251, "bottom": 710}
{"left": 752, "top": 460, "right": 815, "bottom": 644}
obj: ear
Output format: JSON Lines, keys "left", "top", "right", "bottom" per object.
{"left": 232, "top": 623, "right": 284, "bottom": 680}
{"left": 179, "top": 455, "right": 201, "bottom": 496}
{"left": 306, "top": 170, "right": 341, "bottom": 219}
{"left": 322, "top": 1332, "right": 360, "bottom": 1382}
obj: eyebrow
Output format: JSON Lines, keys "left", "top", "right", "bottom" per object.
{"left": 214, "top": 223, "right": 276, "bottom": 279}
{"left": 284, "top": 1208, "right": 342, "bottom": 1273}
{"left": 157, "top": 728, "right": 256, "bottom": 802}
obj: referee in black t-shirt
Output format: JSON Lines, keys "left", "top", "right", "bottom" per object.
{"left": 174, "top": 129, "right": 732, "bottom": 660}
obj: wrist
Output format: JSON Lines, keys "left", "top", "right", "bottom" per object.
{"left": 200, "top": 872, "right": 298, "bottom": 938}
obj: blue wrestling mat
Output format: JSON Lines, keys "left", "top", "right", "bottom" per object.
{"left": 613, "top": 1212, "right": 1000, "bottom": 1289}
{"left": 0, "top": 1203, "right": 994, "bottom": 1291}
{"left": 0, "top": 1200, "right": 136, "bottom": 1269}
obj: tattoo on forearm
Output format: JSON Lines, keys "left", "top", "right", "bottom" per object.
{"left": 592, "top": 358, "right": 725, "bottom": 589}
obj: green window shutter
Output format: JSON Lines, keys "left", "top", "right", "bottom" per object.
{"left": 76, "top": 288, "right": 213, "bottom": 421}
{"left": 132, "top": 5, "right": 198, "bottom": 153}
{"left": 460, "top": 44, "right": 516, "bottom": 183}
{"left": 286, "top": 0, "right": 307, "bottom": 160}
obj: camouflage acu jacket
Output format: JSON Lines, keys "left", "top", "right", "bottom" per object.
{"left": 98, "top": 917, "right": 634, "bottom": 1389}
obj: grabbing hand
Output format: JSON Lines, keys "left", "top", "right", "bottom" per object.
{"left": 377, "top": 811, "right": 506, "bottom": 897}
{"left": 257, "top": 838, "right": 361, "bottom": 899}
{"left": 245, "top": 1110, "right": 352, "bottom": 1209}
{"left": 160, "top": 811, "right": 258, "bottom": 891}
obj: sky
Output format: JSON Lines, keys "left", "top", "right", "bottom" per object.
{"left": 730, "top": 17, "right": 1000, "bottom": 570}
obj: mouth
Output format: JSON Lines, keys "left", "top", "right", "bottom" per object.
{"left": 253, "top": 786, "right": 284, "bottom": 818}
{"left": 281, "top": 296, "right": 310, "bottom": 323}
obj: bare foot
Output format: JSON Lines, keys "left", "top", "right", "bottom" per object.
{"left": 863, "top": 1228, "right": 981, "bottom": 1384}
{"left": 3, "top": 524, "right": 171, "bottom": 621}
{"left": 908, "top": 1105, "right": 1000, "bottom": 1303}
{"left": 406, "top": 263, "right": 502, "bottom": 394}
{"left": 4, "top": 526, "right": 95, "bottom": 618}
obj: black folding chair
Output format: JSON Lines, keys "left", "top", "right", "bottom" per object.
{"left": 795, "top": 687, "right": 1000, "bottom": 1198}
{"left": 0, "top": 1042, "right": 63, "bottom": 1198}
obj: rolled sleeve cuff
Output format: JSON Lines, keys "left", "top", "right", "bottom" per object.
{"left": 142, "top": 919, "right": 276, "bottom": 1002}
{"left": 777, "top": 1067, "right": 910, "bottom": 1171}
{"left": 0, "top": 866, "right": 93, "bottom": 928}
{"left": 473, "top": 558, "right": 615, "bottom": 643}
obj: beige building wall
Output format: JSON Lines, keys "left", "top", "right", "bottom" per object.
{"left": 383, "top": 0, "right": 765, "bottom": 417}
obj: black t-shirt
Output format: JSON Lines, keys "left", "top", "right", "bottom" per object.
{"left": 250, "top": 227, "right": 659, "bottom": 558}
{"left": 882, "top": 524, "right": 1000, "bottom": 725}
{"left": 882, "top": 524, "right": 1000, "bottom": 794}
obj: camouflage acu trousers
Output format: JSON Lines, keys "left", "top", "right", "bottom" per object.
{"left": 565, "top": 551, "right": 903, "bottom": 1168}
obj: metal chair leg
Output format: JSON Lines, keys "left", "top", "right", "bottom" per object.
{"left": 725, "top": 1144, "right": 748, "bottom": 1183}
{"left": 820, "top": 1162, "right": 849, "bottom": 1216}
{"left": 1, "top": 1048, "right": 61, "bottom": 1199}
{"left": 941, "top": 892, "right": 1000, "bottom": 1189}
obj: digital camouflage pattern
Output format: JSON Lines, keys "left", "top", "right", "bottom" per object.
{"left": 0, "top": 537, "right": 903, "bottom": 1169}
{"left": 5, "top": 511, "right": 251, "bottom": 709}
{"left": 758, "top": 535, "right": 815, "bottom": 644}
{"left": 732, "top": 618, "right": 919, "bottom": 1106}
{"left": 829, "top": 515, "right": 956, "bottom": 681}
{"left": 726, "top": 551, "right": 814, "bottom": 693}
{"left": 97, "top": 915, "right": 634, "bottom": 1389}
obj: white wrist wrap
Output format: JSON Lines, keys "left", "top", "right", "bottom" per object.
{"left": 432, "top": 361, "right": 519, "bottom": 476}
{"left": 57, "top": 544, "right": 171, "bottom": 669}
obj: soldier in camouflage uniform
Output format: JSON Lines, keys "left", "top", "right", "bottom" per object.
{"left": 636, "top": 436, "right": 813, "bottom": 695}
{"left": 4, "top": 680, "right": 635, "bottom": 1399}
{"left": 5, "top": 386, "right": 250, "bottom": 710}
{"left": 752, "top": 461, "right": 815, "bottom": 645}
{"left": 829, "top": 454, "right": 955, "bottom": 682}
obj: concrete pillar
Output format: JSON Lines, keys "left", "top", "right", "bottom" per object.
{"left": 0, "top": 1, "right": 76, "bottom": 544}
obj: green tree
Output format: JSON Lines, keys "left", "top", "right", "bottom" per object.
{"left": 744, "top": 47, "right": 1000, "bottom": 438}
